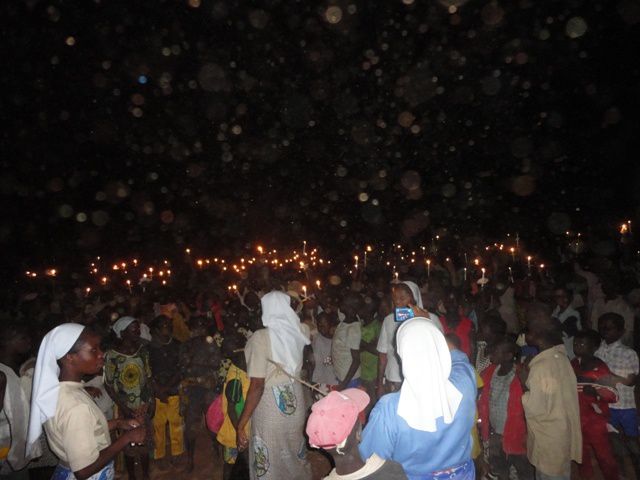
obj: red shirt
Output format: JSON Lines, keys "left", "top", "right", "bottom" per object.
{"left": 478, "top": 363, "right": 527, "bottom": 455}
{"left": 571, "top": 357, "right": 616, "bottom": 426}
{"left": 440, "top": 315, "right": 474, "bottom": 358}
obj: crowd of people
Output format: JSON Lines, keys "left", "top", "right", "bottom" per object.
{"left": 2, "top": 251, "right": 640, "bottom": 480}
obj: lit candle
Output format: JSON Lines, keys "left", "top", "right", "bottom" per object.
{"left": 510, "top": 247, "right": 515, "bottom": 262}
{"left": 302, "top": 285, "right": 307, "bottom": 299}
{"left": 85, "top": 287, "right": 91, "bottom": 297}
{"left": 508, "top": 266, "right": 513, "bottom": 283}
{"left": 303, "top": 240, "right": 307, "bottom": 255}
{"left": 527, "top": 256, "right": 532, "bottom": 275}
{"left": 481, "top": 267, "right": 486, "bottom": 281}
{"left": 126, "top": 279, "right": 132, "bottom": 294}
{"left": 394, "top": 271, "right": 399, "bottom": 281}
{"left": 463, "top": 267, "right": 467, "bottom": 281}
{"left": 426, "top": 259, "right": 431, "bottom": 277}
{"left": 481, "top": 267, "right": 486, "bottom": 290}
{"left": 316, "top": 279, "right": 321, "bottom": 290}
{"left": 354, "top": 255, "right": 359, "bottom": 270}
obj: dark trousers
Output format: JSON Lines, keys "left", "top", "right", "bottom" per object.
{"left": 489, "top": 432, "right": 534, "bottom": 480}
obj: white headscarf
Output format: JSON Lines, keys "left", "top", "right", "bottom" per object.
{"left": 396, "top": 318, "right": 462, "bottom": 432}
{"left": 261, "top": 291, "right": 310, "bottom": 377}
{"left": 402, "top": 281, "right": 424, "bottom": 308}
{"left": 112, "top": 316, "right": 136, "bottom": 338}
{"left": 27, "top": 323, "right": 85, "bottom": 454}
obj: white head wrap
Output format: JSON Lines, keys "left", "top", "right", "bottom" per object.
{"left": 401, "top": 281, "right": 424, "bottom": 308}
{"left": 396, "top": 318, "right": 462, "bottom": 432}
{"left": 112, "top": 316, "right": 136, "bottom": 339}
{"left": 261, "top": 291, "right": 310, "bottom": 377}
{"left": 27, "top": 323, "right": 85, "bottom": 454}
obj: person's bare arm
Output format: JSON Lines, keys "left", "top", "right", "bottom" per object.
{"left": 338, "top": 349, "right": 361, "bottom": 390}
{"left": 104, "top": 384, "right": 133, "bottom": 418}
{"left": 376, "top": 353, "right": 387, "bottom": 397}
{"left": 74, "top": 427, "right": 146, "bottom": 480}
{"left": 360, "top": 337, "right": 378, "bottom": 355}
{"left": 0, "top": 372, "right": 6, "bottom": 408}
{"left": 236, "top": 377, "right": 265, "bottom": 452}
{"left": 602, "top": 373, "right": 638, "bottom": 387}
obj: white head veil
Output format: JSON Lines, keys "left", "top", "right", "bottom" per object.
{"left": 396, "top": 318, "right": 462, "bottom": 432}
{"left": 261, "top": 291, "right": 310, "bottom": 377}
{"left": 112, "top": 316, "right": 136, "bottom": 339}
{"left": 402, "top": 281, "right": 424, "bottom": 308}
{"left": 27, "top": 323, "right": 85, "bottom": 454}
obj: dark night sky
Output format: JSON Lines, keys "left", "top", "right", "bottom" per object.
{"left": 2, "top": 0, "right": 640, "bottom": 275}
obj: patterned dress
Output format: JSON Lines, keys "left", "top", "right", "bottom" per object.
{"left": 244, "top": 329, "right": 311, "bottom": 480}
{"left": 104, "top": 346, "right": 154, "bottom": 455}
{"left": 104, "top": 347, "right": 153, "bottom": 410}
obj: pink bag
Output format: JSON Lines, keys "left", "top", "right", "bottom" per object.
{"left": 205, "top": 394, "right": 224, "bottom": 433}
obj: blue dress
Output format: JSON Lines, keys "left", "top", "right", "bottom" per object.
{"left": 359, "top": 350, "right": 477, "bottom": 480}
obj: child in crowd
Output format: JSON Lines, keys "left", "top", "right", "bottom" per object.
{"left": 475, "top": 313, "right": 507, "bottom": 374}
{"left": 478, "top": 336, "right": 532, "bottom": 480}
{"left": 306, "top": 389, "right": 407, "bottom": 479}
{"left": 149, "top": 315, "right": 184, "bottom": 469}
{"left": 332, "top": 293, "right": 362, "bottom": 390}
{"left": 551, "top": 286, "right": 581, "bottom": 359}
{"left": 439, "top": 290, "right": 475, "bottom": 360}
{"left": 216, "top": 334, "right": 250, "bottom": 480}
{"left": 311, "top": 312, "right": 339, "bottom": 395}
{"left": 595, "top": 312, "right": 640, "bottom": 478}
{"left": 571, "top": 329, "right": 619, "bottom": 479}
{"left": 179, "top": 315, "right": 222, "bottom": 472}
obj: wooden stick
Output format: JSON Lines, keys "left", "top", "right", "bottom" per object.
{"left": 267, "top": 359, "right": 327, "bottom": 396}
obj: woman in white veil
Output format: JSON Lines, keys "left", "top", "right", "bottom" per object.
{"left": 235, "top": 291, "right": 312, "bottom": 480}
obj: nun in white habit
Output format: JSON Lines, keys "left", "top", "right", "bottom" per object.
{"left": 26, "top": 324, "right": 145, "bottom": 480}
{"left": 361, "top": 318, "right": 477, "bottom": 479}
{"left": 376, "top": 280, "right": 443, "bottom": 394}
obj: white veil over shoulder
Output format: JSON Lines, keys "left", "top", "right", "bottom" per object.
{"left": 26, "top": 323, "right": 85, "bottom": 454}
{"left": 261, "top": 291, "right": 310, "bottom": 377}
{"left": 396, "top": 318, "right": 462, "bottom": 432}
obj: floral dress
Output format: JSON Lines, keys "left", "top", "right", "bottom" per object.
{"left": 104, "top": 346, "right": 153, "bottom": 455}
{"left": 104, "top": 347, "right": 153, "bottom": 409}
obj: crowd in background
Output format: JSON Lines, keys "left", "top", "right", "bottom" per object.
{"left": 3, "top": 247, "right": 640, "bottom": 480}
